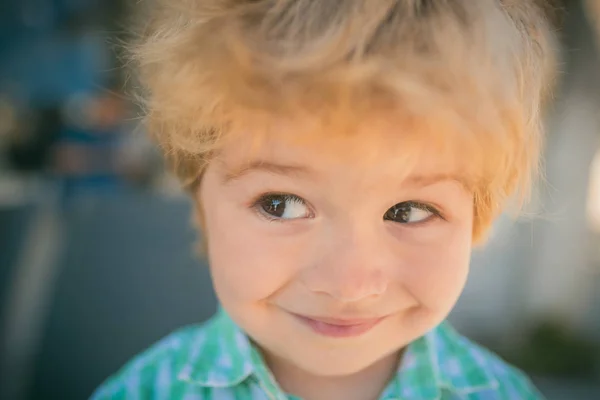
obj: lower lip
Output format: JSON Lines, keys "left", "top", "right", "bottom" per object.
{"left": 293, "top": 315, "right": 385, "bottom": 338}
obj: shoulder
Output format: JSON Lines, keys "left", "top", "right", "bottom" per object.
{"left": 433, "top": 322, "right": 546, "bottom": 400}
{"left": 466, "top": 342, "right": 545, "bottom": 400}
{"left": 89, "top": 322, "right": 212, "bottom": 400}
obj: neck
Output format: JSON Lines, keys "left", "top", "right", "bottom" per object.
{"left": 264, "top": 351, "right": 402, "bottom": 400}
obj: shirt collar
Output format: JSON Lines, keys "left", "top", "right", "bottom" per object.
{"left": 177, "top": 312, "right": 498, "bottom": 399}
{"left": 177, "top": 308, "right": 255, "bottom": 387}
{"left": 385, "top": 321, "right": 498, "bottom": 400}
{"left": 427, "top": 321, "right": 499, "bottom": 395}
{"left": 177, "top": 308, "right": 288, "bottom": 399}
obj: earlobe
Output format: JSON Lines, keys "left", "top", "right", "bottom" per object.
{"left": 194, "top": 235, "right": 209, "bottom": 259}
{"left": 191, "top": 190, "right": 206, "bottom": 224}
{"left": 191, "top": 197, "right": 209, "bottom": 258}
{"left": 192, "top": 165, "right": 211, "bottom": 230}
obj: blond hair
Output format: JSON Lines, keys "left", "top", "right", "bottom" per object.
{"left": 129, "top": 0, "right": 557, "bottom": 242}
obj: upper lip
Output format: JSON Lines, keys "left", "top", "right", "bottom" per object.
{"left": 292, "top": 313, "right": 385, "bottom": 326}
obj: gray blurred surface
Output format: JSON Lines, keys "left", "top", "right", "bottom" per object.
{"left": 25, "top": 193, "right": 217, "bottom": 400}
{"left": 0, "top": 206, "right": 33, "bottom": 310}
{"left": 534, "top": 377, "right": 600, "bottom": 400}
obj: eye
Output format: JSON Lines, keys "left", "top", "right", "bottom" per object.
{"left": 254, "top": 193, "right": 312, "bottom": 220}
{"left": 384, "top": 201, "right": 440, "bottom": 224}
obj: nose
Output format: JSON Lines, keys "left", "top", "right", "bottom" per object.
{"left": 300, "top": 225, "right": 391, "bottom": 302}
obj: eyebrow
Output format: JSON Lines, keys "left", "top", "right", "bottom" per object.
{"left": 222, "top": 160, "right": 469, "bottom": 189}
{"left": 402, "top": 173, "right": 468, "bottom": 188}
{"left": 222, "top": 161, "right": 313, "bottom": 183}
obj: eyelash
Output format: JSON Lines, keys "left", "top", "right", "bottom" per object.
{"left": 251, "top": 193, "right": 312, "bottom": 222}
{"left": 250, "top": 193, "right": 445, "bottom": 224}
{"left": 392, "top": 201, "right": 446, "bottom": 225}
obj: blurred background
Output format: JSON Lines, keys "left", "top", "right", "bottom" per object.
{"left": 0, "top": 0, "right": 599, "bottom": 399}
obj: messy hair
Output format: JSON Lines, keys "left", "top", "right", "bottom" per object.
{"left": 129, "top": 0, "right": 557, "bottom": 241}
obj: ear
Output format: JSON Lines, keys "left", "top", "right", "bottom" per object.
{"left": 191, "top": 197, "right": 209, "bottom": 258}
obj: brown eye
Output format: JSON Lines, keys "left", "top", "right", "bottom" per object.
{"left": 384, "top": 202, "right": 437, "bottom": 224}
{"left": 255, "top": 194, "right": 311, "bottom": 220}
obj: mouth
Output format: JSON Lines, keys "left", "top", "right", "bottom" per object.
{"left": 290, "top": 313, "right": 387, "bottom": 338}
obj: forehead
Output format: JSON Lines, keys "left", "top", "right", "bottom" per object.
{"left": 216, "top": 116, "right": 478, "bottom": 187}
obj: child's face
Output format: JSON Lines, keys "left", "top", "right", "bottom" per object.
{"left": 199, "top": 122, "right": 474, "bottom": 376}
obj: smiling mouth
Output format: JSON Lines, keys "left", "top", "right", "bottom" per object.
{"left": 290, "top": 313, "right": 386, "bottom": 338}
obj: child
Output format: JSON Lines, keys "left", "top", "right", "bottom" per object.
{"left": 92, "top": 1, "right": 557, "bottom": 399}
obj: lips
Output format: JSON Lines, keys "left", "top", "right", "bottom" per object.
{"left": 291, "top": 313, "right": 386, "bottom": 338}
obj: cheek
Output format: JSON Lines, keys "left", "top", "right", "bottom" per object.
{"left": 203, "top": 192, "right": 307, "bottom": 304}
{"left": 399, "top": 225, "right": 472, "bottom": 312}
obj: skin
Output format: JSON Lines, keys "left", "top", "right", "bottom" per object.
{"left": 198, "top": 123, "right": 475, "bottom": 400}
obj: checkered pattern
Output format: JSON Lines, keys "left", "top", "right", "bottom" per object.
{"left": 91, "top": 309, "right": 544, "bottom": 399}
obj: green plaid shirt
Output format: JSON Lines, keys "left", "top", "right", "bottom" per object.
{"left": 91, "top": 309, "right": 544, "bottom": 399}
